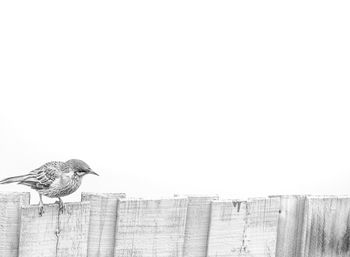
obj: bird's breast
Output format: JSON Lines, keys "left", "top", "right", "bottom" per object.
{"left": 41, "top": 174, "right": 82, "bottom": 198}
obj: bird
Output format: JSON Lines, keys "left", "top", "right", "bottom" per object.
{"left": 0, "top": 159, "right": 98, "bottom": 216}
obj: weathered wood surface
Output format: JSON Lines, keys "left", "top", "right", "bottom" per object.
{"left": 114, "top": 198, "right": 188, "bottom": 257}
{"left": 81, "top": 192, "right": 126, "bottom": 257}
{"left": 19, "top": 202, "right": 90, "bottom": 257}
{"left": 207, "top": 198, "right": 280, "bottom": 257}
{"left": 183, "top": 196, "right": 218, "bottom": 257}
{"left": 0, "top": 192, "right": 30, "bottom": 257}
{"left": 245, "top": 197, "right": 280, "bottom": 257}
{"left": 300, "top": 196, "right": 350, "bottom": 257}
{"left": 207, "top": 200, "right": 247, "bottom": 257}
{"left": 1, "top": 192, "right": 350, "bottom": 257}
{"left": 274, "top": 195, "right": 306, "bottom": 257}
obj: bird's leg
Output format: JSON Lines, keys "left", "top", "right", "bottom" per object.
{"left": 38, "top": 194, "right": 44, "bottom": 216}
{"left": 56, "top": 197, "right": 65, "bottom": 214}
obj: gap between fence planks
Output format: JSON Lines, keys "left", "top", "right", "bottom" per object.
{"left": 114, "top": 197, "right": 188, "bottom": 257}
{"left": 0, "top": 192, "right": 30, "bottom": 257}
{"left": 81, "top": 192, "right": 126, "bottom": 257}
{"left": 18, "top": 202, "right": 90, "bottom": 257}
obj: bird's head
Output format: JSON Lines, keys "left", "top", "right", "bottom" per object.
{"left": 66, "top": 159, "right": 99, "bottom": 177}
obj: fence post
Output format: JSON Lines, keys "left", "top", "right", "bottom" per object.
{"left": 114, "top": 197, "right": 188, "bottom": 257}
{"left": 81, "top": 192, "right": 126, "bottom": 257}
{"left": 0, "top": 192, "right": 30, "bottom": 257}
{"left": 183, "top": 196, "right": 218, "bottom": 257}
{"left": 19, "top": 202, "right": 90, "bottom": 257}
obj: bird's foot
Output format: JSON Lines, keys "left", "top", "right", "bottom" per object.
{"left": 55, "top": 199, "right": 65, "bottom": 214}
{"left": 38, "top": 204, "right": 44, "bottom": 216}
{"left": 59, "top": 203, "right": 65, "bottom": 214}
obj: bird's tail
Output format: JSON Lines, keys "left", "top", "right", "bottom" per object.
{"left": 0, "top": 174, "right": 30, "bottom": 184}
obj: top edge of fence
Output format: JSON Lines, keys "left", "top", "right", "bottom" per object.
{"left": 118, "top": 197, "right": 188, "bottom": 202}
{"left": 2, "top": 191, "right": 350, "bottom": 201}
{"left": 306, "top": 195, "right": 350, "bottom": 199}
{"left": 81, "top": 192, "right": 126, "bottom": 197}
{"left": 269, "top": 194, "right": 309, "bottom": 198}
{"left": 21, "top": 201, "right": 90, "bottom": 209}
{"left": 0, "top": 191, "right": 30, "bottom": 201}
{"left": 268, "top": 194, "right": 350, "bottom": 199}
{"left": 212, "top": 199, "right": 247, "bottom": 203}
{"left": 0, "top": 191, "right": 30, "bottom": 196}
{"left": 247, "top": 197, "right": 276, "bottom": 201}
{"left": 175, "top": 194, "right": 219, "bottom": 198}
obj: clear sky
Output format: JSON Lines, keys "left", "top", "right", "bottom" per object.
{"left": 0, "top": 1, "right": 349, "bottom": 205}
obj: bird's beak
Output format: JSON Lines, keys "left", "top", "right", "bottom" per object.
{"left": 89, "top": 170, "right": 99, "bottom": 176}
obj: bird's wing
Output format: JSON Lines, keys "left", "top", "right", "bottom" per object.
{"left": 19, "top": 161, "right": 63, "bottom": 190}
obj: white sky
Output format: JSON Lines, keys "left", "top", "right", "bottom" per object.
{"left": 0, "top": 1, "right": 350, "bottom": 204}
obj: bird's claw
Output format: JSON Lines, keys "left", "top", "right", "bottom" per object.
{"left": 39, "top": 205, "right": 44, "bottom": 216}
{"left": 59, "top": 203, "right": 65, "bottom": 214}
{"left": 55, "top": 199, "right": 65, "bottom": 214}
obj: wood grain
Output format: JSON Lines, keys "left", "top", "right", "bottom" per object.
{"left": 207, "top": 200, "right": 247, "bottom": 257}
{"left": 81, "top": 192, "right": 126, "bottom": 257}
{"left": 183, "top": 196, "right": 218, "bottom": 257}
{"left": 0, "top": 192, "right": 30, "bottom": 257}
{"left": 300, "top": 196, "right": 350, "bottom": 257}
{"left": 245, "top": 197, "right": 280, "bottom": 257}
{"left": 4, "top": 193, "right": 350, "bottom": 257}
{"left": 207, "top": 198, "right": 280, "bottom": 257}
{"left": 114, "top": 198, "right": 188, "bottom": 257}
{"left": 274, "top": 195, "right": 306, "bottom": 257}
{"left": 19, "top": 202, "right": 90, "bottom": 257}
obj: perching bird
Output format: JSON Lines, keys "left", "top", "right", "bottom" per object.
{"left": 0, "top": 159, "right": 98, "bottom": 216}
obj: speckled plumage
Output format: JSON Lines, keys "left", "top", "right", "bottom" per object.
{"left": 0, "top": 159, "right": 98, "bottom": 215}
{"left": 18, "top": 161, "right": 82, "bottom": 198}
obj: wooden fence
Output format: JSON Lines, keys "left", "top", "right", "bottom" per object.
{"left": 0, "top": 192, "right": 350, "bottom": 257}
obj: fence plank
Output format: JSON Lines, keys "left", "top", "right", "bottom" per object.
{"left": 19, "top": 202, "right": 90, "bottom": 257}
{"left": 207, "top": 200, "right": 247, "bottom": 257}
{"left": 183, "top": 196, "right": 218, "bottom": 257}
{"left": 300, "top": 196, "right": 350, "bottom": 257}
{"left": 274, "top": 195, "right": 307, "bottom": 257}
{"left": 245, "top": 197, "right": 280, "bottom": 257}
{"left": 0, "top": 192, "right": 30, "bottom": 257}
{"left": 207, "top": 198, "right": 280, "bottom": 257}
{"left": 114, "top": 198, "right": 188, "bottom": 257}
{"left": 81, "top": 192, "right": 126, "bottom": 257}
